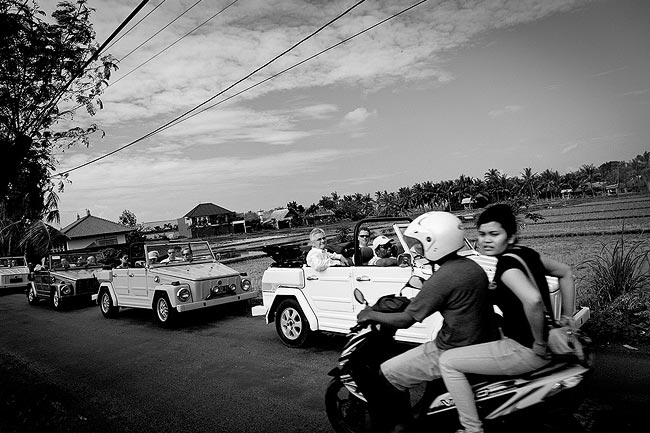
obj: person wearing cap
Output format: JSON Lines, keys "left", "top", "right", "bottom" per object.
{"left": 147, "top": 250, "right": 159, "bottom": 265}
{"left": 368, "top": 235, "right": 398, "bottom": 266}
{"left": 306, "top": 228, "right": 350, "bottom": 271}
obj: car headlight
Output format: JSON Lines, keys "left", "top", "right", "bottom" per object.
{"left": 176, "top": 287, "right": 191, "bottom": 302}
{"left": 241, "top": 279, "right": 251, "bottom": 291}
{"left": 61, "top": 284, "right": 73, "bottom": 295}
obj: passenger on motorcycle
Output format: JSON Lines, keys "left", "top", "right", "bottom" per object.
{"left": 438, "top": 204, "right": 577, "bottom": 433}
{"left": 356, "top": 212, "right": 499, "bottom": 433}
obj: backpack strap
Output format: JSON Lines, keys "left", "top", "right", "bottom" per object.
{"left": 502, "top": 252, "right": 555, "bottom": 317}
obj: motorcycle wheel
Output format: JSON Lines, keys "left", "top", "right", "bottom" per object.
{"left": 325, "top": 377, "right": 371, "bottom": 433}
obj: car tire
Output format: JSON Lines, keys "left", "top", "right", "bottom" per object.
{"left": 154, "top": 293, "right": 176, "bottom": 327}
{"left": 27, "top": 284, "right": 39, "bottom": 305}
{"left": 99, "top": 289, "right": 119, "bottom": 318}
{"left": 275, "top": 299, "right": 311, "bottom": 347}
{"left": 325, "top": 377, "right": 369, "bottom": 433}
{"left": 51, "top": 290, "right": 64, "bottom": 310}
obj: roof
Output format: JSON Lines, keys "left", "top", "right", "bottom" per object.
{"left": 461, "top": 197, "right": 475, "bottom": 204}
{"left": 61, "top": 215, "right": 133, "bottom": 239}
{"left": 184, "top": 203, "right": 234, "bottom": 218}
{"left": 261, "top": 209, "right": 293, "bottom": 223}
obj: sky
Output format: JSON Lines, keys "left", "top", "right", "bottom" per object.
{"left": 39, "top": 0, "right": 650, "bottom": 228}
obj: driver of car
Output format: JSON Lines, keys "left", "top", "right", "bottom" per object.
{"left": 161, "top": 247, "right": 179, "bottom": 263}
{"left": 181, "top": 247, "right": 193, "bottom": 262}
{"left": 368, "top": 235, "right": 398, "bottom": 266}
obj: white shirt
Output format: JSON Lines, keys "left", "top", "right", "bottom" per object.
{"left": 306, "top": 247, "right": 342, "bottom": 271}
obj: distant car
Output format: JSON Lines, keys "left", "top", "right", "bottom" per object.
{"left": 0, "top": 256, "right": 30, "bottom": 291}
{"left": 27, "top": 251, "right": 102, "bottom": 309}
{"left": 95, "top": 241, "right": 257, "bottom": 326}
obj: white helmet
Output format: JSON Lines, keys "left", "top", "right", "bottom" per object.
{"left": 404, "top": 212, "right": 465, "bottom": 262}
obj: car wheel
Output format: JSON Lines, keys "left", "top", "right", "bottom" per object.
{"left": 27, "top": 284, "right": 39, "bottom": 306}
{"left": 275, "top": 299, "right": 311, "bottom": 347}
{"left": 154, "top": 293, "right": 176, "bottom": 327}
{"left": 99, "top": 290, "right": 119, "bottom": 318}
{"left": 325, "top": 377, "right": 370, "bottom": 433}
{"left": 51, "top": 290, "right": 64, "bottom": 310}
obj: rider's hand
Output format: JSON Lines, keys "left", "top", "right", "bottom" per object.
{"left": 559, "top": 315, "right": 576, "bottom": 329}
{"left": 533, "top": 341, "right": 551, "bottom": 359}
{"left": 357, "top": 306, "right": 374, "bottom": 325}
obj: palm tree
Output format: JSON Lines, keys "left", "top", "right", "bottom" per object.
{"left": 396, "top": 186, "right": 413, "bottom": 216}
{"left": 539, "top": 169, "right": 560, "bottom": 200}
{"left": 484, "top": 168, "right": 502, "bottom": 202}
{"left": 520, "top": 167, "right": 538, "bottom": 199}
{"left": 579, "top": 164, "right": 599, "bottom": 196}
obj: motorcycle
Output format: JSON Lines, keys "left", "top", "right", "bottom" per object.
{"left": 325, "top": 281, "right": 592, "bottom": 433}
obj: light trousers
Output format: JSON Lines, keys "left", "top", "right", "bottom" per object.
{"left": 438, "top": 337, "right": 550, "bottom": 433}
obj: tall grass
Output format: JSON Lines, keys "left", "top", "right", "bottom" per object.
{"left": 579, "top": 236, "right": 650, "bottom": 308}
{"left": 579, "top": 233, "right": 650, "bottom": 343}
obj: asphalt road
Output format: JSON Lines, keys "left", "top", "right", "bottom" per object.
{"left": 1, "top": 289, "right": 650, "bottom": 433}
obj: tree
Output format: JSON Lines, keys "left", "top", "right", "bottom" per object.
{"left": 118, "top": 210, "right": 137, "bottom": 227}
{"left": 579, "top": 164, "right": 599, "bottom": 196}
{"left": 0, "top": 0, "right": 116, "bottom": 255}
{"left": 520, "top": 167, "right": 538, "bottom": 199}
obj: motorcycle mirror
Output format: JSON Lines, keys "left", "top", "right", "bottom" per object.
{"left": 353, "top": 288, "right": 367, "bottom": 305}
{"left": 407, "top": 275, "right": 424, "bottom": 290}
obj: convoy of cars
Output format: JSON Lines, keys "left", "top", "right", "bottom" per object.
{"left": 10, "top": 219, "right": 590, "bottom": 344}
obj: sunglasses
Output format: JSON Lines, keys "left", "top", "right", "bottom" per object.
{"left": 359, "top": 235, "right": 370, "bottom": 238}
{"left": 314, "top": 237, "right": 326, "bottom": 242}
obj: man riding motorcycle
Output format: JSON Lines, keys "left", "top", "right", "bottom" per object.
{"left": 356, "top": 211, "right": 500, "bottom": 433}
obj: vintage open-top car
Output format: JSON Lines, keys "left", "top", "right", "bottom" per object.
{"left": 261, "top": 217, "right": 591, "bottom": 347}
{"left": 0, "top": 256, "right": 30, "bottom": 291}
{"left": 27, "top": 251, "right": 102, "bottom": 309}
{"left": 95, "top": 240, "right": 257, "bottom": 326}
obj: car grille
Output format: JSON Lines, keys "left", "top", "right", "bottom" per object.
{"left": 75, "top": 278, "right": 99, "bottom": 295}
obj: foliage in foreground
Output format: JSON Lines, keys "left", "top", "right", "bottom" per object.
{"left": 579, "top": 235, "right": 650, "bottom": 343}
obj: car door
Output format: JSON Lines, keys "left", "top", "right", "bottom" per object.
{"left": 128, "top": 267, "right": 150, "bottom": 307}
{"left": 302, "top": 265, "right": 354, "bottom": 333}
{"left": 111, "top": 268, "right": 131, "bottom": 304}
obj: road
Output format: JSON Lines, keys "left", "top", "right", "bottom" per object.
{"left": 1, "top": 289, "right": 649, "bottom": 433}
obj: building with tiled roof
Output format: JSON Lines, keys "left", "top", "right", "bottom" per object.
{"left": 180, "top": 203, "right": 237, "bottom": 238}
{"left": 61, "top": 210, "right": 134, "bottom": 250}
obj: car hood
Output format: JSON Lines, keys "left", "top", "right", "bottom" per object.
{"left": 0, "top": 267, "right": 29, "bottom": 276}
{"left": 150, "top": 262, "right": 240, "bottom": 281}
{"left": 50, "top": 269, "right": 98, "bottom": 281}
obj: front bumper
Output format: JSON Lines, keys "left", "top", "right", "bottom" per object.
{"left": 176, "top": 291, "right": 258, "bottom": 312}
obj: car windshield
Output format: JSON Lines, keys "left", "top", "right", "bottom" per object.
{"left": 0, "top": 257, "right": 26, "bottom": 268}
{"left": 146, "top": 241, "right": 215, "bottom": 266}
{"left": 50, "top": 252, "right": 104, "bottom": 270}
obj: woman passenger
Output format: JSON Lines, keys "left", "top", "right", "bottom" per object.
{"left": 438, "top": 204, "right": 576, "bottom": 433}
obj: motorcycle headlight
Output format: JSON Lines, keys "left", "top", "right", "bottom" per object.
{"left": 241, "top": 279, "right": 251, "bottom": 291}
{"left": 176, "top": 287, "right": 191, "bottom": 302}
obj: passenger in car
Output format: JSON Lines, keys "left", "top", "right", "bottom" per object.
{"left": 161, "top": 247, "right": 179, "bottom": 263}
{"left": 86, "top": 255, "right": 97, "bottom": 267}
{"left": 181, "top": 247, "right": 193, "bottom": 262}
{"left": 116, "top": 253, "right": 129, "bottom": 268}
{"left": 368, "top": 235, "right": 398, "bottom": 266}
{"left": 306, "top": 228, "right": 350, "bottom": 271}
{"left": 60, "top": 258, "right": 71, "bottom": 269}
{"left": 147, "top": 251, "right": 159, "bottom": 264}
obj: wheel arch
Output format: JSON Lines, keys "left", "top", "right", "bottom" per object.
{"left": 151, "top": 285, "right": 181, "bottom": 309}
{"left": 266, "top": 288, "right": 318, "bottom": 331}
{"left": 98, "top": 282, "right": 117, "bottom": 304}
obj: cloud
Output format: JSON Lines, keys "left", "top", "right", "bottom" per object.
{"left": 561, "top": 143, "right": 579, "bottom": 154}
{"left": 341, "top": 107, "right": 376, "bottom": 126}
{"left": 488, "top": 105, "right": 523, "bottom": 118}
{"left": 622, "top": 88, "right": 650, "bottom": 97}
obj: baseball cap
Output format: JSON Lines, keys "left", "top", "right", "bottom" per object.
{"left": 148, "top": 251, "right": 159, "bottom": 259}
{"left": 372, "top": 235, "right": 393, "bottom": 250}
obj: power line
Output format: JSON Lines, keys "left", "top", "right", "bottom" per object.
{"left": 117, "top": 0, "right": 206, "bottom": 62}
{"left": 104, "top": 0, "right": 169, "bottom": 53}
{"left": 111, "top": 0, "right": 240, "bottom": 86}
{"left": 26, "top": 0, "right": 152, "bottom": 135}
{"left": 162, "top": 0, "right": 430, "bottom": 132}
{"left": 56, "top": 0, "right": 429, "bottom": 177}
